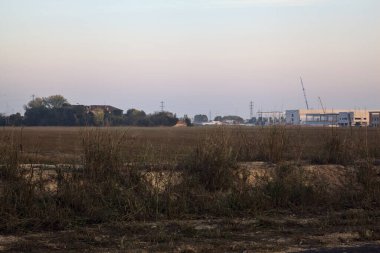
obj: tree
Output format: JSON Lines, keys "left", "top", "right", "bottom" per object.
{"left": 8, "top": 113, "right": 23, "bottom": 126}
{"left": 184, "top": 118, "right": 192, "bottom": 127}
{"left": 194, "top": 114, "right": 208, "bottom": 123}
{"left": 24, "top": 97, "right": 45, "bottom": 110}
{"left": 24, "top": 96, "right": 47, "bottom": 125}
{"left": 126, "top": 108, "right": 146, "bottom": 118}
{"left": 148, "top": 112, "right": 178, "bottom": 126}
{"left": 248, "top": 117, "right": 257, "bottom": 124}
{"left": 92, "top": 109, "right": 105, "bottom": 126}
{"left": 44, "top": 95, "right": 69, "bottom": 109}
{"left": 124, "top": 109, "right": 147, "bottom": 126}
{"left": 214, "top": 116, "right": 223, "bottom": 122}
{"left": 221, "top": 115, "right": 244, "bottom": 124}
{"left": 23, "top": 95, "right": 72, "bottom": 126}
{"left": 0, "top": 114, "right": 6, "bottom": 126}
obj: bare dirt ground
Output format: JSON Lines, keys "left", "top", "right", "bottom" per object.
{"left": 1, "top": 210, "right": 380, "bottom": 253}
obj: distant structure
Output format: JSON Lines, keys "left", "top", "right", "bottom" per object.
{"left": 88, "top": 105, "right": 123, "bottom": 116}
{"left": 173, "top": 120, "right": 187, "bottom": 127}
{"left": 160, "top": 101, "right": 164, "bottom": 112}
{"left": 257, "top": 111, "right": 285, "bottom": 126}
{"left": 286, "top": 109, "right": 380, "bottom": 127}
{"left": 318, "top": 97, "right": 326, "bottom": 113}
{"left": 300, "top": 77, "right": 310, "bottom": 110}
{"left": 369, "top": 112, "right": 380, "bottom": 127}
{"left": 202, "top": 121, "right": 223, "bottom": 126}
{"left": 249, "top": 101, "right": 254, "bottom": 119}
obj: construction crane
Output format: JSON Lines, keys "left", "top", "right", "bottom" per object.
{"left": 318, "top": 96, "right": 326, "bottom": 114}
{"left": 300, "top": 77, "right": 309, "bottom": 110}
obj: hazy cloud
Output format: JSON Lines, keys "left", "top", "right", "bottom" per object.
{"left": 212, "top": 0, "right": 328, "bottom": 6}
{"left": 172, "top": 0, "right": 330, "bottom": 8}
{"left": 123, "top": 0, "right": 330, "bottom": 10}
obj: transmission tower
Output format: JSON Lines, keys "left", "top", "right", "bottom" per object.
{"left": 249, "top": 101, "right": 254, "bottom": 119}
{"left": 160, "top": 101, "right": 164, "bottom": 112}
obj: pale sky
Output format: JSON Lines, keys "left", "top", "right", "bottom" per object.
{"left": 0, "top": 0, "right": 379, "bottom": 118}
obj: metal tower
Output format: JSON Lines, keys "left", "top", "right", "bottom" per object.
{"left": 300, "top": 77, "right": 309, "bottom": 110}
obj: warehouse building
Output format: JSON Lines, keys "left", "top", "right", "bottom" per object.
{"left": 286, "top": 109, "right": 338, "bottom": 126}
{"left": 286, "top": 109, "right": 377, "bottom": 127}
{"left": 305, "top": 113, "right": 339, "bottom": 126}
{"left": 370, "top": 112, "right": 380, "bottom": 127}
{"left": 337, "top": 111, "right": 368, "bottom": 127}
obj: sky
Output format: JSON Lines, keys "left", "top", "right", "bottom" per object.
{"left": 0, "top": 0, "right": 379, "bottom": 119}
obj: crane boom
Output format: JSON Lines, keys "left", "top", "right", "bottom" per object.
{"left": 318, "top": 96, "right": 326, "bottom": 114}
{"left": 300, "top": 77, "right": 309, "bottom": 110}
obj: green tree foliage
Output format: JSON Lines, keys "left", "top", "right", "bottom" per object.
{"left": 16, "top": 95, "right": 179, "bottom": 127}
{"left": 146, "top": 112, "right": 178, "bottom": 126}
{"left": 214, "top": 116, "right": 223, "bottom": 121}
{"left": 220, "top": 115, "right": 244, "bottom": 124}
{"left": 0, "top": 114, "right": 6, "bottom": 126}
{"left": 23, "top": 95, "right": 90, "bottom": 126}
{"left": 24, "top": 97, "right": 45, "bottom": 110}
{"left": 8, "top": 113, "right": 23, "bottom": 126}
{"left": 194, "top": 114, "right": 208, "bottom": 123}
{"left": 184, "top": 117, "right": 192, "bottom": 127}
{"left": 91, "top": 109, "right": 105, "bottom": 126}
{"left": 24, "top": 106, "right": 49, "bottom": 125}
{"left": 124, "top": 109, "right": 147, "bottom": 126}
{"left": 43, "top": 95, "right": 68, "bottom": 109}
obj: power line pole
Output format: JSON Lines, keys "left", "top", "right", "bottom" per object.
{"left": 250, "top": 101, "right": 254, "bottom": 119}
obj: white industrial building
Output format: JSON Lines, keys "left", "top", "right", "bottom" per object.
{"left": 370, "top": 112, "right": 380, "bottom": 127}
{"left": 286, "top": 109, "right": 339, "bottom": 126}
{"left": 305, "top": 113, "right": 339, "bottom": 126}
{"left": 286, "top": 109, "right": 378, "bottom": 127}
{"left": 337, "top": 111, "right": 368, "bottom": 127}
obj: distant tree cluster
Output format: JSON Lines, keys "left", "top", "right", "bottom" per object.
{"left": 193, "top": 114, "right": 208, "bottom": 124}
{"left": 123, "top": 109, "right": 178, "bottom": 127}
{"left": 0, "top": 95, "right": 179, "bottom": 127}
{"left": 23, "top": 95, "right": 91, "bottom": 126}
{"left": 214, "top": 115, "right": 244, "bottom": 124}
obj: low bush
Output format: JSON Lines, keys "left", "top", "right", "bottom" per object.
{"left": 182, "top": 127, "right": 238, "bottom": 192}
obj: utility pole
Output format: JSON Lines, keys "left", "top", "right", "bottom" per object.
{"left": 249, "top": 101, "right": 254, "bottom": 119}
{"left": 160, "top": 101, "right": 164, "bottom": 112}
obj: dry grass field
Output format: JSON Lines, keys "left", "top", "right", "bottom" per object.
{"left": 1, "top": 126, "right": 380, "bottom": 252}
{"left": 1, "top": 126, "right": 380, "bottom": 164}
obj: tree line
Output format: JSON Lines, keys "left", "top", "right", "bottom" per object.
{"left": 0, "top": 95, "right": 182, "bottom": 127}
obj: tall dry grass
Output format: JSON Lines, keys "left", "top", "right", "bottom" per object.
{"left": 182, "top": 127, "right": 237, "bottom": 191}
{"left": 0, "top": 126, "right": 379, "bottom": 232}
{"left": 0, "top": 131, "right": 66, "bottom": 232}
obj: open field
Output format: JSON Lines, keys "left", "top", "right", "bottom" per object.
{"left": 1, "top": 126, "right": 380, "bottom": 252}
{"left": 1, "top": 126, "right": 380, "bottom": 164}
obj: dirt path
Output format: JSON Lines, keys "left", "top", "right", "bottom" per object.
{"left": 1, "top": 210, "right": 379, "bottom": 253}
{"left": 296, "top": 245, "right": 380, "bottom": 253}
